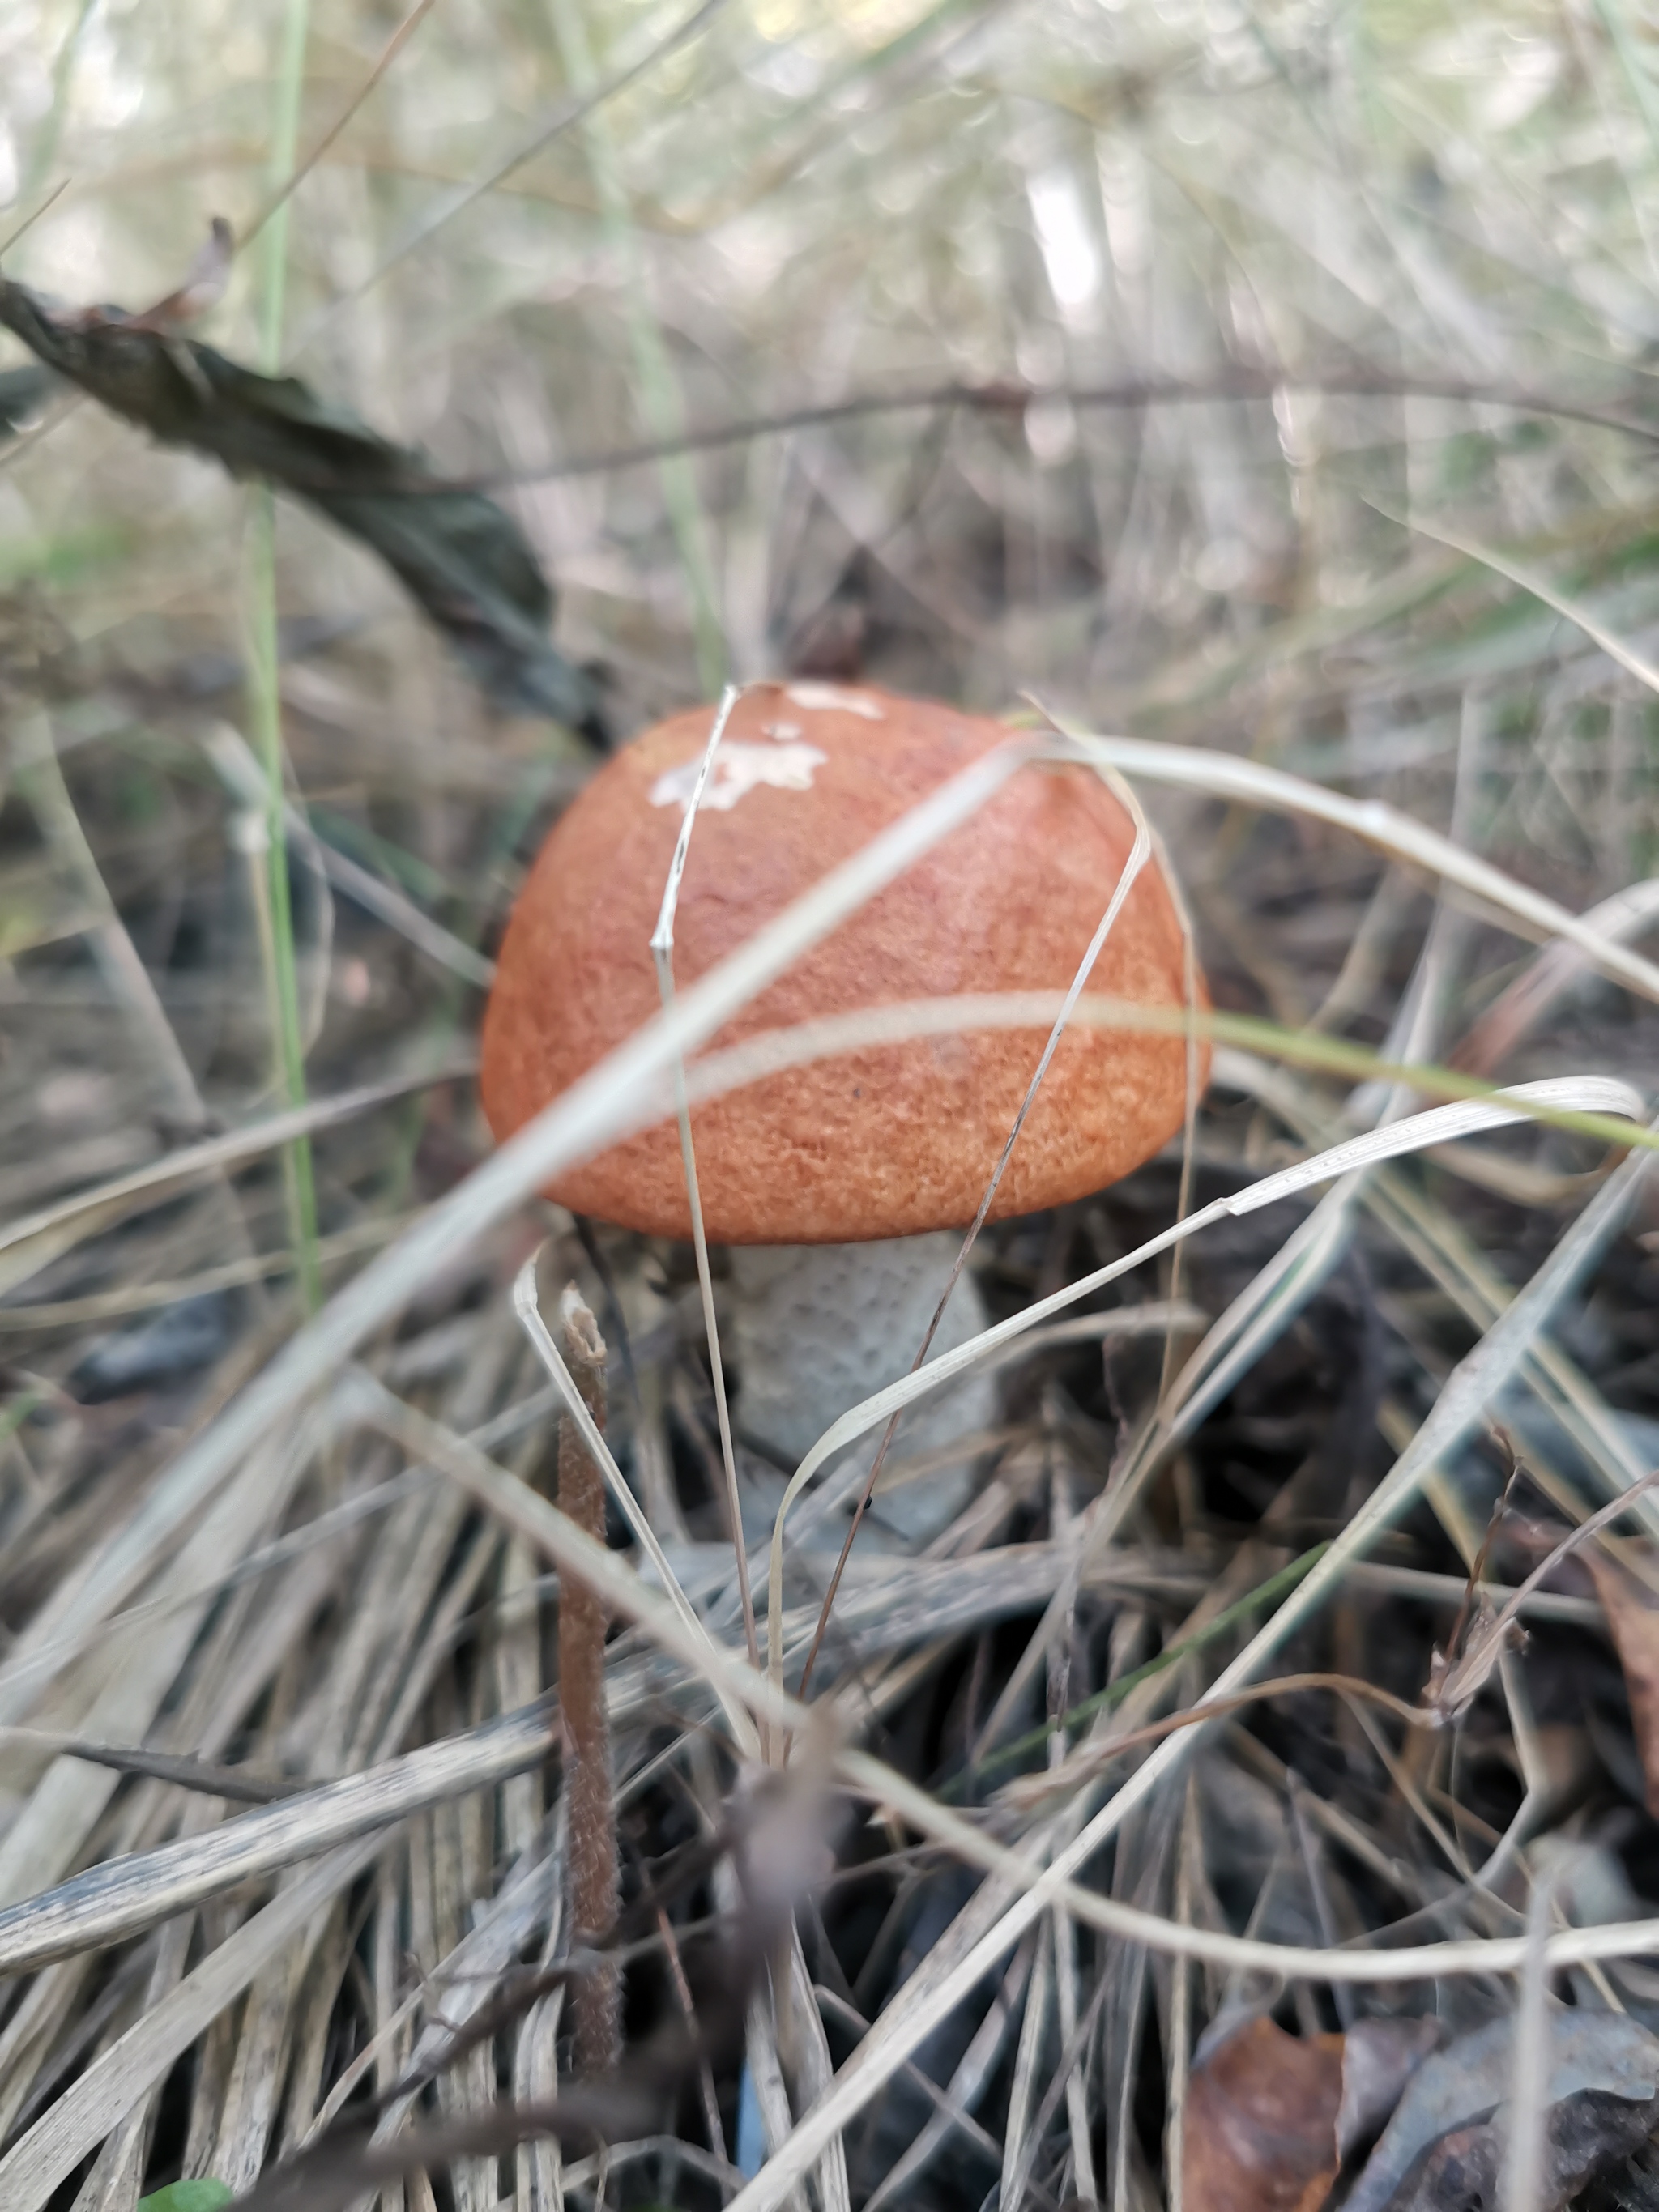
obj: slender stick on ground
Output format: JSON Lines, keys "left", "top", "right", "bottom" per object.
{"left": 557, "top": 1282, "right": 621, "bottom": 2073}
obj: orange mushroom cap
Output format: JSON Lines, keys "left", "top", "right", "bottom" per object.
{"left": 480, "top": 684, "right": 1207, "bottom": 1243}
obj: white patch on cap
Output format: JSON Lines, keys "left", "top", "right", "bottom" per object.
{"left": 649, "top": 740, "right": 828, "bottom": 816}
{"left": 761, "top": 720, "right": 804, "bottom": 741}
{"left": 784, "top": 682, "right": 885, "bottom": 718}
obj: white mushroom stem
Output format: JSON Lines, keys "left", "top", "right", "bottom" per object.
{"left": 727, "top": 1233, "right": 1000, "bottom": 1547}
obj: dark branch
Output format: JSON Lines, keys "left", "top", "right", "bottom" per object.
{"left": 474, "top": 368, "right": 1659, "bottom": 488}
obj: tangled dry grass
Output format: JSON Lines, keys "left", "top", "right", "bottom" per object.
{"left": 7, "top": 1, "right": 1659, "bottom": 2207}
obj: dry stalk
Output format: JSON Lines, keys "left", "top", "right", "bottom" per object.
{"left": 557, "top": 1282, "right": 621, "bottom": 2073}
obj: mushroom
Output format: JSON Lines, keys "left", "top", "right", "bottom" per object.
{"left": 481, "top": 682, "right": 1205, "bottom": 1549}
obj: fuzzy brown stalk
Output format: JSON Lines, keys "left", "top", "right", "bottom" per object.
{"left": 557, "top": 1283, "right": 621, "bottom": 2073}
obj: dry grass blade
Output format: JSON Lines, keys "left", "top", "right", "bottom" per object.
{"left": 289, "top": 0, "right": 732, "bottom": 351}
{"left": 1426, "top": 1464, "right": 1659, "bottom": 1723}
{"left": 1502, "top": 1876, "right": 1559, "bottom": 2212}
{"left": 356, "top": 1366, "right": 762, "bottom": 1793}
{"left": 505, "top": 1268, "right": 759, "bottom": 1753}
{"left": 238, "top": 0, "right": 441, "bottom": 249}
{"left": 1376, "top": 503, "right": 1659, "bottom": 700}
{"left": 499, "top": 369, "right": 1659, "bottom": 488}
{"left": 203, "top": 722, "right": 496, "bottom": 986}
{"left": 1052, "top": 727, "right": 1659, "bottom": 1007}
{"left": 0, "top": 1728, "right": 294, "bottom": 1805}
{"left": 1456, "top": 875, "right": 1659, "bottom": 1074}
{"left": 0, "top": 1706, "right": 552, "bottom": 1977}
{"left": 0, "top": 1839, "right": 386, "bottom": 2210}
{"left": 648, "top": 681, "right": 757, "bottom": 1665}
{"left": 0, "top": 1055, "right": 474, "bottom": 1292}
{"left": 792, "top": 777, "right": 1156, "bottom": 1702}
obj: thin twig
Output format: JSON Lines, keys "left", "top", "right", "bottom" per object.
{"left": 996, "top": 1669, "right": 1429, "bottom": 1811}
{"left": 290, "top": 0, "right": 730, "bottom": 355}
{"left": 1425, "top": 1460, "right": 1659, "bottom": 1722}
{"left": 472, "top": 367, "right": 1659, "bottom": 488}
{"left": 241, "top": 0, "right": 441, "bottom": 249}
{"left": 0, "top": 181, "right": 70, "bottom": 262}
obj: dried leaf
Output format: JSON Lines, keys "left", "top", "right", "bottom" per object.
{"left": 1183, "top": 2015, "right": 1346, "bottom": 2212}
{"left": 1345, "top": 2013, "right": 1659, "bottom": 2212}
{"left": 1384, "top": 2090, "right": 1659, "bottom": 2212}
{"left": 1337, "top": 2019, "right": 1445, "bottom": 2163}
{"left": 0, "top": 273, "right": 602, "bottom": 732}
{"left": 1585, "top": 1547, "right": 1659, "bottom": 1816}
{"left": 0, "top": 362, "right": 48, "bottom": 437}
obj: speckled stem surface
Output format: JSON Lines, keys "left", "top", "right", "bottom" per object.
{"left": 557, "top": 1285, "right": 620, "bottom": 2074}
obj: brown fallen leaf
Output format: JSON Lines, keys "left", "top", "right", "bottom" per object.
{"left": 1185, "top": 2014, "right": 1445, "bottom": 2212}
{"left": 1183, "top": 2016, "right": 1346, "bottom": 2212}
{"left": 1584, "top": 1545, "right": 1659, "bottom": 1815}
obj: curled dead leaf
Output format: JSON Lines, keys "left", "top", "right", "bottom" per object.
{"left": 1184, "top": 2014, "right": 1450, "bottom": 2212}
{"left": 1183, "top": 2015, "right": 1346, "bottom": 2212}
{"left": 0, "top": 265, "right": 602, "bottom": 734}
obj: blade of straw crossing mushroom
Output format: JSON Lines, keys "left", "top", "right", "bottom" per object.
{"left": 647, "top": 681, "right": 758, "bottom": 1666}
{"left": 790, "top": 785, "right": 1155, "bottom": 1699}
{"left": 764, "top": 1075, "right": 1644, "bottom": 1693}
